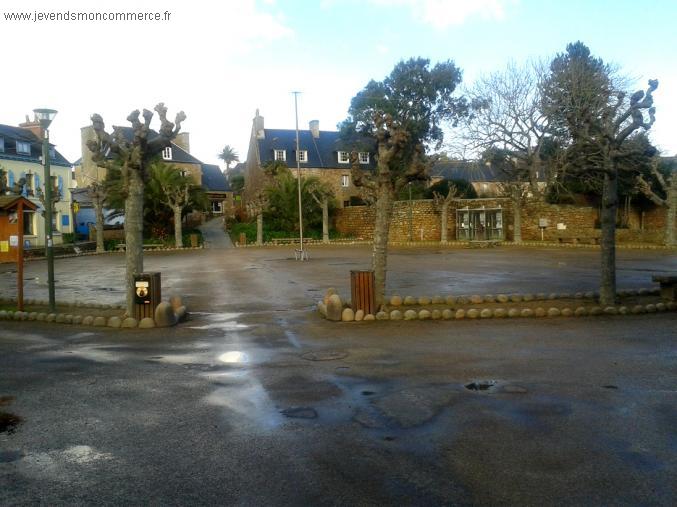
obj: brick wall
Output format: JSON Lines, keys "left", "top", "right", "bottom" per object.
{"left": 335, "top": 198, "right": 670, "bottom": 244}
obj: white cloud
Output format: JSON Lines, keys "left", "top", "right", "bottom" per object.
{"left": 370, "top": 0, "right": 513, "bottom": 29}
{"left": 0, "top": 0, "right": 294, "bottom": 165}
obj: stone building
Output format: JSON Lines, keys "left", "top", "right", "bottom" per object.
{"left": 75, "top": 128, "right": 232, "bottom": 217}
{"left": 244, "top": 110, "right": 376, "bottom": 208}
{"left": 0, "top": 118, "right": 73, "bottom": 248}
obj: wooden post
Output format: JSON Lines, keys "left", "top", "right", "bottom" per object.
{"left": 17, "top": 201, "right": 24, "bottom": 311}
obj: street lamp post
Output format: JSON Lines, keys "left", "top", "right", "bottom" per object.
{"left": 34, "top": 108, "right": 58, "bottom": 312}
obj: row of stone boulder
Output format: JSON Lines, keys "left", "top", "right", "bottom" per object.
{"left": 317, "top": 287, "right": 673, "bottom": 323}
{"left": 0, "top": 297, "right": 187, "bottom": 329}
{"left": 321, "top": 302, "right": 675, "bottom": 322}
{"left": 387, "top": 288, "right": 659, "bottom": 307}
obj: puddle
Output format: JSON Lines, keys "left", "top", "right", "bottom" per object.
{"left": 602, "top": 385, "right": 619, "bottom": 390}
{"left": 188, "top": 312, "right": 249, "bottom": 331}
{"left": 61, "top": 445, "right": 113, "bottom": 464}
{"left": 0, "top": 450, "right": 23, "bottom": 463}
{"left": 280, "top": 407, "right": 318, "bottom": 419}
{"left": 218, "top": 351, "right": 248, "bottom": 364}
{"left": 0, "top": 412, "right": 23, "bottom": 434}
{"left": 465, "top": 380, "right": 497, "bottom": 392}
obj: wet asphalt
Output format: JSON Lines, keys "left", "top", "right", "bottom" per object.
{"left": 1, "top": 242, "right": 676, "bottom": 505}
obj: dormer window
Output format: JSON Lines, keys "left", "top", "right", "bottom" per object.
{"left": 358, "top": 152, "right": 370, "bottom": 164}
{"left": 296, "top": 150, "right": 307, "bottom": 163}
{"left": 162, "top": 147, "right": 173, "bottom": 160}
{"left": 16, "top": 141, "right": 31, "bottom": 155}
{"left": 0, "top": 137, "right": 4, "bottom": 152}
{"left": 338, "top": 151, "right": 350, "bottom": 164}
{"left": 49, "top": 147, "right": 56, "bottom": 159}
{"left": 274, "top": 149, "right": 286, "bottom": 161}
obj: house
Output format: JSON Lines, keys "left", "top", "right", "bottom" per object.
{"left": 76, "top": 127, "right": 231, "bottom": 217}
{"left": 0, "top": 118, "right": 73, "bottom": 248}
{"left": 429, "top": 160, "right": 508, "bottom": 197}
{"left": 200, "top": 163, "right": 234, "bottom": 216}
{"left": 244, "top": 110, "right": 376, "bottom": 208}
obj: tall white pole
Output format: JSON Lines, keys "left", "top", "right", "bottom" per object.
{"left": 293, "top": 91, "right": 304, "bottom": 258}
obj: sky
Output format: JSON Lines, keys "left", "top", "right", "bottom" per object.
{"left": 1, "top": 0, "right": 676, "bottom": 171}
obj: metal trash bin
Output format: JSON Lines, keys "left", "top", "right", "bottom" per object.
{"left": 134, "top": 272, "right": 161, "bottom": 321}
{"left": 351, "top": 270, "right": 376, "bottom": 315}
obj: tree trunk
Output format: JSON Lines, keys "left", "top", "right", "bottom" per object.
{"left": 600, "top": 170, "right": 618, "bottom": 305}
{"left": 256, "top": 213, "right": 263, "bottom": 245}
{"left": 440, "top": 202, "right": 449, "bottom": 243}
{"left": 93, "top": 194, "right": 105, "bottom": 253}
{"left": 322, "top": 198, "right": 329, "bottom": 244}
{"left": 666, "top": 177, "right": 676, "bottom": 247}
{"left": 124, "top": 170, "right": 145, "bottom": 317}
{"left": 513, "top": 192, "right": 522, "bottom": 243}
{"left": 173, "top": 205, "right": 183, "bottom": 248}
{"left": 372, "top": 184, "right": 393, "bottom": 308}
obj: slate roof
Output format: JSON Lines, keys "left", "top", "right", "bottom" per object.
{"left": 201, "top": 164, "right": 230, "bottom": 192}
{"left": 0, "top": 124, "right": 71, "bottom": 167}
{"left": 430, "top": 161, "right": 508, "bottom": 182}
{"left": 257, "top": 129, "right": 376, "bottom": 170}
{"left": 111, "top": 126, "right": 203, "bottom": 165}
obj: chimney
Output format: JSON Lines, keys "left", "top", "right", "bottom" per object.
{"left": 19, "top": 114, "right": 44, "bottom": 139}
{"left": 254, "top": 109, "right": 265, "bottom": 139}
{"left": 309, "top": 120, "right": 320, "bottom": 139}
{"left": 174, "top": 132, "right": 190, "bottom": 153}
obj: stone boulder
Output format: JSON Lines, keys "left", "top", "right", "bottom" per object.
{"left": 341, "top": 308, "right": 355, "bottom": 322}
{"left": 326, "top": 294, "right": 343, "bottom": 322}
{"left": 139, "top": 317, "right": 155, "bottom": 329}
{"left": 155, "top": 302, "right": 178, "bottom": 327}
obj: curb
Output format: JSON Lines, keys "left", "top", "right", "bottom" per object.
{"left": 318, "top": 287, "right": 676, "bottom": 322}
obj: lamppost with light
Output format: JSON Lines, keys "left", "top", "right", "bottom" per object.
{"left": 34, "top": 108, "right": 58, "bottom": 311}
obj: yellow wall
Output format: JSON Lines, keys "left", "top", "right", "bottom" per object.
{"left": 1, "top": 159, "right": 73, "bottom": 247}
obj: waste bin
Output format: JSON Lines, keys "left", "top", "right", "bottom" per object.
{"left": 350, "top": 270, "right": 376, "bottom": 315}
{"left": 239, "top": 233, "right": 247, "bottom": 246}
{"left": 190, "top": 234, "right": 198, "bottom": 248}
{"left": 134, "top": 272, "right": 162, "bottom": 321}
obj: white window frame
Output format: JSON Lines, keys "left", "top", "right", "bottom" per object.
{"left": 16, "top": 141, "right": 30, "bottom": 155}
{"left": 296, "top": 150, "right": 308, "bottom": 163}
{"left": 358, "top": 152, "right": 370, "bottom": 164}
{"left": 274, "top": 149, "right": 286, "bottom": 161}
{"left": 338, "top": 151, "right": 350, "bottom": 164}
{"left": 341, "top": 175, "right": 350, "bottom": 188}
{"left": 162, "top": 147, "right": 173, "bottom": 160}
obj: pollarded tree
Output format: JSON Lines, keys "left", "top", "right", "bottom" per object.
{"left": 87, "top": 104, "right": 186, "bottom": 316}
{"left": 148, "top": 162, "right": 207, "bottom": 248}
{"left": 542, "top": 42, "right": 658, "bottom": 305}
{"left": 341, "top": 57, "right": 467, "bottom": 306}
{"left": 432, "top": 182, "right": 458, "bottom": 244}
{"left": 636, "top": 158, "right": 676, "bottom": 246}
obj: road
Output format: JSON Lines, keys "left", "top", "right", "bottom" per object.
{"left": 1, "top": 245, "right": 676, "bottom": 505}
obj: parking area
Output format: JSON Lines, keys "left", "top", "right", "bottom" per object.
{"left": 1, "top": 245, "right": 676, "bottom": 505}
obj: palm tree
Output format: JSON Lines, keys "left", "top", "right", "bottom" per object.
{"left": 218, "top": 145, "right": 239, "bottom": 173}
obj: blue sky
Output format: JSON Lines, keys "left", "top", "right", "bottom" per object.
{"left": 2, "top": 0, "right": 675, "bottom": 169}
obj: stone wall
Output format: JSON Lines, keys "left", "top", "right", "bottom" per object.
{"left": 335, "top": 197, "right": 671, "bottom": 244}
